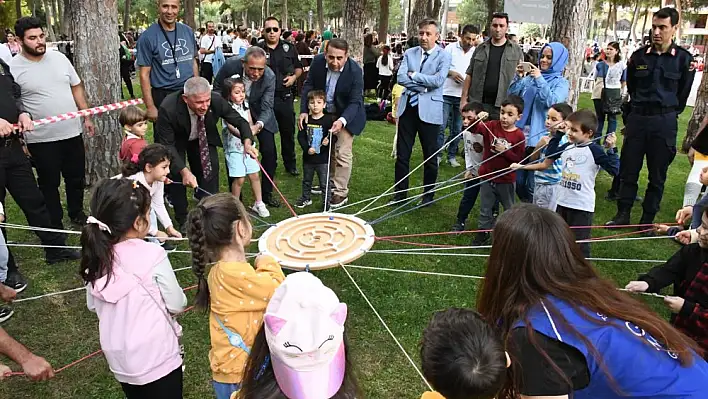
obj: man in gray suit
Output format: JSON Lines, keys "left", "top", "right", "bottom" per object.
{"left": 214, "top": 47, "right": 280, "bottom": 207}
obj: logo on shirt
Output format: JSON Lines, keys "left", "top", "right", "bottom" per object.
{"left": 162, "top": 38, "right": 190, "bottom": 58}
{"left": 561, "top": 155, "right": 587, "bottom": 191}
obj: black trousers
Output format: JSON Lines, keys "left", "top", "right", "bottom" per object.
{"left": 166, "top": 142, "right": 220, "bottom": 227}
{"left": 0, "top": 140, "right": 68, "bottom": 271}
{"left": 617, "top": 112, "right": 677, "bottom": 219}
{"left": 257, "top": 129, "right": 277, "bottom": 201}
{"left": 377, "top": 75, "right": 392, "bottom": 100}
{"left": 557, "top": 205, "right": 593, "bottom": 258}
{"left": 120, "top": 60, "right": 134, "bottom": 98}
{"left": 395, "top": 104, "right": 440, "bottom": 198}
{"left": 200, "top": 62, "right": 214, "bottom": 84}
{"left": 120, "top": 366, "right": 183, "bottom": 399}
{"left": 482, "top": 103, "right": 501, "bottom": 120}
{"left": 27, "top": 135, "right": 85, "bottom": 228}
{"left": 151, "top": 87, "right": 177, "bottom": 110}
{"left": 302, "top": 163, "right": 330, "bottom": 202}
{"left": 274, "top": 94, "right": 297, "bottom": 171}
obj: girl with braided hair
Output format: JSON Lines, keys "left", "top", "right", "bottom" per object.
{"left": 186, "top": 193, "right": 284, "bottom": 399}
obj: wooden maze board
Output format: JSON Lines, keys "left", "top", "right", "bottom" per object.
{"left": 258, "top": 213, "right": 375, "bottom": 270}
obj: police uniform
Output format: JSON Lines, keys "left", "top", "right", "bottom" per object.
{"left": 258, "top": 40, "right": 303, "bottom": 174}
{"left": 0, "top": 60, "right": 79, "bottom": 281}
{"left": 609, "top": 42, "right": 695, "bottom": 226}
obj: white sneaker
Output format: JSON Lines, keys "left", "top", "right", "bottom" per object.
{"left": 448, "top": 157, "right": 461, "bottom": 167}
{"left": 252, "top": 202, "right": 271, "bottom": 218}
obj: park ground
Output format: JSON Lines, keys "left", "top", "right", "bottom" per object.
{"left": 0, "top": 88, "right": 694, "bottom": 398}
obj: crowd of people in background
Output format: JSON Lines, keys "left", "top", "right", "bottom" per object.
{"left": 3, "top": 1, "right": 708, "bottom": 398}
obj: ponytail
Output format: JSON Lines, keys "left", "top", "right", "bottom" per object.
{"left": 121, "top": 143, "right": 171, "bottom": 178}
{"left": 80, "top": 221, "right": 116, "bottom": 288}
{"left": 187, "top": 205, "right": 211, "bottom": 309}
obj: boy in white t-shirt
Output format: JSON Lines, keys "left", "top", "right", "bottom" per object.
{"left": 452, "top": 102, "right": 485, "bottom": 231}
{"left": 556, "top": 109, "right": 619, "bottom": 258}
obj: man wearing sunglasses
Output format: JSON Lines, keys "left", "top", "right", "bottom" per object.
{"left": 258, "top": 17, "right": 303, "bottom": 180}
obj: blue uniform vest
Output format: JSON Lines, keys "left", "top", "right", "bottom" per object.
{"left": 513, "top": 296, "right": 708, "bottom": 398}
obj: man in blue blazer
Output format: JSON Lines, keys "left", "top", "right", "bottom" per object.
{"left": 299, "top": 38, "right": 366, "bottom": 209}
{"left": 393, "top": 19, "right": 451, "bottom": 206}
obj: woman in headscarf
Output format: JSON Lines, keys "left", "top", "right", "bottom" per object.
{"left": 508, "top": 42, "right": 570, "bottom": 203}
{"left": 319, "top": 30, "right": 333, "bottom": 54}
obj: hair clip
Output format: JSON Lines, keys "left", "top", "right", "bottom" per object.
{"left": 132, "top": 180, "right": 139, "bottom": 189}
{"left": 130, "top": 153, "right": 139, "bottom": 164}
{"left": 230, "top": 74, "right": 241, "bottom": 79}
{"left": 86, "top": 216, "right": 112, "bottom": 234}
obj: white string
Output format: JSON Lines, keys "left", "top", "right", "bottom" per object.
{"left": 368, "top": 250, "right": 668, "bottom": 264}
{"left": 339, "top": 263, "right": 433, "bottom": 391}
{"left": 14, "top": 286, "right": 86, "bottom": 303}
{"left": 324, "top": 128, "right": 335, "bottom": 212}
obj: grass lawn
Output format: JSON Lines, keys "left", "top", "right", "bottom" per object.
{"left": 0, "top": 85, "right": 695, "bottom": 398}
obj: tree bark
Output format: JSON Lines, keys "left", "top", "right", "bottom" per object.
{"left": 408, "top": 0, "right": 430, "bottom": 37}
{"left": 640, "top": 6, "right": 648, "bottom": 43}
{"left": 67, "top": 0, "right": 122, "bottom": 184}
{"left": 550, "top": 0, "right": 591, "bottom": 108}
{"left": 42, "top": 0, "right": 57, "bottom": 42}
{"left": 317, "top": 0, "right": 324, "bottom": 33}
{"left": 683, "top": 50, "right": 708, "bottom": 152}
{"left": 378, "top": 0, "right": 389, "bottom": 42}
{"left": 486, "top": 0, "right": 496, "bottom": 31}
{"left": 675, "top": 0, "right": 682, "bottom": 44}
{"left": 604, "top": 2, "right": 612, "bottom": 43}
{"left": 123, "top": 0, "right": 131, "bottom": 30}
{"left": 51, "top": 0, "right": 60, "bottom": 33}
{"left": 282, "top": 0, "right": 288, "bottom": 29}
{"left": 343, "top": 0, "right": 367, "bottom": 62}
{"left": 16, "top": 0, "right": 22, "bottom": 18}
{"left": 184, "top": 0, "right": 196, "bottom": 29}
{"left": 629, "top": 0, "right": 640, "bottom": 42}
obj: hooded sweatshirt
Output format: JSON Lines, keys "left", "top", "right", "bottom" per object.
{"left": 508, "top": 42, "right": 570, "bottom": 147}
{"left": 86, "top": 239, "right": 187, "bottom": 385}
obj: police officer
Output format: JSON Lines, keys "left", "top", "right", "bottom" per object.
{"left": 259, "top": 16, "right": 303, "bottom": 189}
{"left": 0, "top": 59, "right": 80, "bottom": 293}
{"left": 607, "top": 7, "right": 695, "bottom": 229}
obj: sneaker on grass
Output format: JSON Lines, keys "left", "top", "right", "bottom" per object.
{"left": 0, "top": 306, "right": 14, "bottom": 324}
{"left": 295, "top": 197, "right": 313, "bottom": 208}
{"left": 252, "top": 202, "right": 271, "bottom": 218}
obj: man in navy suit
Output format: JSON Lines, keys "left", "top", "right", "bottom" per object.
{"left": 299, "top": 38, "right": 366, "bottom": 209}
{"left": 393, "top": 19, "right": 451, "bottom": 207}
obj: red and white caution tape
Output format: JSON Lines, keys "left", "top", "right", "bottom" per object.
{"left": 16, "top": 98, "right": 144, "bottom": 129}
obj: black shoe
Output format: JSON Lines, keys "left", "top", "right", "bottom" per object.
{"left": 418, "top": 196, "right": 434, "bottom": 208}
{"left": 605, "top": 191, "right": 618, "bottom": 201}
{"left": 639, "top": 213, "right": 656, "bottom": 226}
{"left": 387, "top": 195, "right": 407, "bottom": 206}
{"left": 45, "top": 248, "right": 81, "bottom": 265}
{"left": 264, "top": 196, "right": 281, "bottom": 208}
{"left": 451, "top": 222, "right": 465, "bottom": 232}
{"left": 161, "top": 240, "right": 176, "bottom": 251}
{"left": 0, "top": 306, "right": 14, "bottom": 324}
{"left": 311, "top": 185, "right": 322, "bottom": 195}
{"left": 605, "top": 211, "right": 631, "bottom": 227}
{"left": 471, "top": 232, "right": 491, "bottom": 247}
{"left": 70, "top": 211, "right": 88, "bottom": 226}
{"left": 286, "top": 168, "right": 300, "bottom": 176}
{"left": 4, "top": 271, "right": 27, "bottom": 293}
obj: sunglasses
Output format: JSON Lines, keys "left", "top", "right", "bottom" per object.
{"left": 265, "top": 27, "right": 280, "bottom": 33}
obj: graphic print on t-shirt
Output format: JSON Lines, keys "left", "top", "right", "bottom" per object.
{"left": 560, "top": 154, "right": 588, "bottom": 192}
{"left": 162, "top": 38, "right": 190, "bottom": 60}
{"left": 307, "top": 124, "right": 325, "bottom": 154}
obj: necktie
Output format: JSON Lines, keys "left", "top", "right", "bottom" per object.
{"left": 409, "top": 51, "right": 429, "bottom": 107}
{"left": 196, "top": 115, "right": 213, "bottom": 180}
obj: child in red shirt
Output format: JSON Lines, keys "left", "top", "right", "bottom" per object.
{"left": 471, "top": 95, "right": 525, "bottom": 246}
{"left": 118, "top": 105, "right": 148, "bottom": 163}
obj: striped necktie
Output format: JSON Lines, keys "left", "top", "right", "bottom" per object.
{"left": 409, "top": 51, "right": 429, "bottom": 107}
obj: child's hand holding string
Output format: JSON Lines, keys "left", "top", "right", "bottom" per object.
{"left": 463, "top": 170, "right": 473, "bottom": 180}
{"left": 0, "top": 363, "right": 11, "bottom": 380}
{"left": 509, "top": 163, "right": 524, "bottom": 170}
{"left": 604, "top": 133, "right": 617, "bottom": 149}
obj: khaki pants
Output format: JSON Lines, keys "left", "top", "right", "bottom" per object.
{"left": 329, "top": 128, "right": 354, "bottom": 197}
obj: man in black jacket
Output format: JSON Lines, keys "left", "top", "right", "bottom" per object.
{"left": 156, "top": 76, "right": 256, "bottom": 229}
{"left": 213, "top": 46, "right": 280, "bottom": 207}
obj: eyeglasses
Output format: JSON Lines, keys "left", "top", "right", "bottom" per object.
{"left": 265, "top": 27, "right": 280, "bottom": 33}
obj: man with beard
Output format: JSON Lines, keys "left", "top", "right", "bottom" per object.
{"left": 10, "top": 17, "right": 94, "bottom": 229}
{"left": 198, "top": 21, "right": 221, "bottom": 84}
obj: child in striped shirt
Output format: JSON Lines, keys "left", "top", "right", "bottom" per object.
{"left": 510, "top": 103, "right": 573, "bottom": 211}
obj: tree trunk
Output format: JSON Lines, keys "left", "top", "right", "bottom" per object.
{"left": 675, "top": 0, "right": 682, "bottom": 44}
{"left": 440, "top": 0, "right": 450, "bottom": 38}
{"left": 604, "top": 2, "right": 612, "bottom": 43}
{"left": 683, "top": 50, "right": 708, "bottom": 152}
{"left": 184, "top": 0, "right": 196, "bottom": 29}
{"left": 282, "top": 0, "right": 288, "bottom": 29}
{"left": 408, "top": 0, "right": 431, "bottom": 37}
{"left": 317, "top": 0, "right": 324, "bottom": 32}
{"left": 612, "top": 4, "right": 618, "bottom": 41}
{"left": 378, "top": 0, "right": 389, "bottom": 42}
{"left": 629, "top": 0, "right": 640, "bottom": 42}
{"left": 62, "top": 0, "right": 72, "bottom": 37}
{"left": 343, "top": 0, "right": 367, "bottom": 62}
{"left": 486, "top": 0, "right": 496, "bottom": 31}
{"left": 51, "top": 0, "right": 60, "bottom": 33}
{"left": 640, "top": 6, "right": 649, "bottom": 43}
{"left": 16, "top": 0, "right": 22, "bottom": 18}
{"left": 67, "top": 0, "right": 122, "bottom": 184}
{"left": 550, "top": 0, "right": 591, "bottom": 108}
{"left": 42, "top": 0, "right": 57, "bottom": 42}
{"left": 123, "top": 0, "right": 131, "bottom": 29}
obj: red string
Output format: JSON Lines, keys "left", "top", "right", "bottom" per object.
{"left": 376, "top": 223, "right": 676, "bottom": 240}
{"left": 588, "top": 228, "right": 655, "bottom": 241}
{"left": 254, "top": 158, "right": 298, "bottom": 218}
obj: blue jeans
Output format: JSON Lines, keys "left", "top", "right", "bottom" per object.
{"left": 212, "top": 381, "right": 241, "bottom": 399}
{"left": 515, "top": 147, "right": 536, "bottom": 202}
{"left": 593, "top": 99, "right": 617, "bottom": 138}
{"left": 438, "top": 96, "right": 462, "bottom": 159}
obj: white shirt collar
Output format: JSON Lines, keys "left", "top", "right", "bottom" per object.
{"left": 125, "top": 132, "right": 142, "bottom": 140}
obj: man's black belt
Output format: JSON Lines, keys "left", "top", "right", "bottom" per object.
{"left": 631, "top": 105, "right": 677, "bottom": 115}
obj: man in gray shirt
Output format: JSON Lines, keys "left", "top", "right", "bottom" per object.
{"left": 460, "top": 12, "right": 523, "bottom": 120}
{"left": 11, "top": 17, "right": 94, "bottom": 228}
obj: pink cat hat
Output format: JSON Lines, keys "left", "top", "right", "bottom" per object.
{"left": 264, "top": 272, "right": 348, "bottom": 399}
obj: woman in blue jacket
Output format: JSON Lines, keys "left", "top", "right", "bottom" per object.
{"left": 478, "top": 204, "right": 708, "bottom": 399}
{"left": 508, "top": 42, "right": 569, "bottom": 203}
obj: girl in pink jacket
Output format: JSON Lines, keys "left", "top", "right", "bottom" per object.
{"left": 81, "top": 178, "right": 187, "bottom": 398}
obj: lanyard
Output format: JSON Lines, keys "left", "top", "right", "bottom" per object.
{"left": 158, "top": 21, "right": 180, "bottom": 78}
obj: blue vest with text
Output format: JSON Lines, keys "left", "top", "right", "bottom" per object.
{"left": 513, "top": 296, "right": 708, "bottom": 398}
